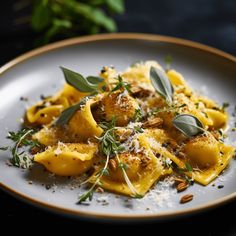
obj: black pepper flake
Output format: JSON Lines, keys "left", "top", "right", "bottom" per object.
{"left": 162, "top": 143, "right": 169, "bottom": 148}
{"left": 218, "top": 185, "right": 224, "bottom": 189}
{"left": 20, "top": 96, "right": 28, "bottom": 101}
{"left": 45, "top": 184, "right": 51, "bottom": 190}
{"left": 212, "top": 184, "right": 215, "bottom": 187}
{"left": 40, "top": 94, "right": 51, "bottom": 100}
{"left": 101, "top": 67, "right": 106, "bottom": 73}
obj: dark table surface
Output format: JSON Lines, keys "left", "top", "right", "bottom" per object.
{"left": 0, "top": 0, "right": 236, "bottom": 233}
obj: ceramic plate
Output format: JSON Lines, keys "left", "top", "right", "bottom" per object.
{"left": 0, "top": 33, "right": 236, "bottom": 221}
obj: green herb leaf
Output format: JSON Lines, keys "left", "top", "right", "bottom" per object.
{"left": 86, "top": 76, "right": 104, "bottom": 84}
{"left": 164, "top": 55, "right": 172, "bottom": 71}
{"left": 60, "top": 67, "right": 102, "bottom": 92}
{"left": 185, "top": 162, "right": 193, "bottom": 172}
{"left": 173, "top": 114, "right": 204, "bottom": 137}
{"left": 110, "top": 75, "right": 131, "bottom": 94}
{"left": 98, "top": 117, "right": 125, "bottom": 157}
{"left": 222, "top": 102, "right": 229, "bottom": 111}
{"left": 31, "top": 0, "right": 51, "bottom": 32}
{"left": 0, "top": 146, "right": 8, "bottom": 151}
{"left": 106, "top": 0, "right": 125, "bottom": 14}
{"left": 134, "top": 126, "right": 144, "bottom": 133}
{"left": 118, "top": 162, "right": 129, "bottom": 170}
{"left": 78, "top": 189, "right": 94, "bottom": 204}
{"left": 150, "top": 66, "right": 174, "bottom": 104}
{"left": 56, "top": 96, "right": 90, "bottom": 126}
{"left": 7, "top": 129, "right": 38, "bottom": 168}
{"left": 133, "top": 108, "right": 143, "bottom": 122}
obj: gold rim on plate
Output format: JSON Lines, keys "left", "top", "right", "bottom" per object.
{"left": 0, "top": 33, "right": 235, "bottom": 220}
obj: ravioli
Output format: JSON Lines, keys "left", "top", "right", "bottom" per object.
{"left": 22, "top": 60, "right": 235, "bottom": 201}
{"left": 34, "top": 143, "right": 97, "bottom": 176}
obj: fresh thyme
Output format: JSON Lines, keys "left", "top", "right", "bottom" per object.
{"left": 7, "top": 129, "right": 40, "bottom": 168}
{"left": 98, "top": 118, "right": 125, "bottom": 156}
{"left": 148, "top": 104, "right": 186, "bottom": 117}
{"left": 178, "top": 162, "right": 193, "bottom": 173}
{"left": 110, "top": 75, "right": 131, "bottom": 94}
{"left": 116, "top": 154, "right": 143, "bottom": 198}
{"left": 133, "top": 108, "right": 143, "bottom": 122}
{"left": 78, "top": 154, "right": 110, "bottom": 204}
{"left": 78, "top": 117, "right": 143, "bottom": 203}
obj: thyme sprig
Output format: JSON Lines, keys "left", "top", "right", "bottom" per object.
{"left": 78, "top": 117, "right": 142, "bottom": 203}
{"left": 7, "top": 129, "right": 40, "bottom": 168}
{"left": 116, "top": 154, "right": 143, "bottom": 198}
{"left": 78, "top": 154, "right": 110, "bottom": 204}
{"left": 148, "top": 104, "right": 186, "bottom": 117}
{"left": 110, "top": 75, "right": 131, "bottom": 94}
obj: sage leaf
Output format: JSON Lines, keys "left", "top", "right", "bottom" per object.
{"left": 150, "top": 66, "right": 174, "bottom": 104}
{"left": 86, "top": 76, "right": 104, "bottom": 84}
{"left": 60, "top": 67, "right": 102, "bottom": 92}
{"left": 56, "top": 96, "right": 90, "bottom": 126}
{"left": 173, "top": 114, "right": 204, "bottom": 137}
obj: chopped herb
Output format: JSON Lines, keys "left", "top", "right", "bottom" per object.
{"left": 185, "top": 162, "right": 193, "bottom": 172}
{"left": 0, "top": 146, "right": 8, "bottom": 151}
{"left": 133, "top": 108, "right": 143, "bottom": 122}
{"left": 222, "top": 102, "right": 229, "bottom": 111}
{"left": 110, "top": 75, "right": 131, "bottom": 94}
{"left": 133, "top": 126, "right": 144, "bottom": 133}
{"left": 164, "top": 55, "right": 172, "bottom": 71}
{"left": 149, "top": 104, "right": 186, "bottom": 116}
{"left": 178, "top": 162, "right": 193, "bottom": 173}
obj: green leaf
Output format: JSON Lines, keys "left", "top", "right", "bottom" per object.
{"left": 185, "top": 162, "right": 193, "bottom": 172}
{"left": 56, "top": 96, "right": 90, "bottom": 126}
{"left": 0, "top": 146, "right": 8, "bottom": 151}
{"left": 77, "top": 189, "right": 94, "bottom": 204}
{"left": 150, "top": 67, "right": 174, "bottom": 104}
{"left": 164, "top": 55, "right": 172, "bottom": 71}
{"left": 31, "top": 0, "right": 51, "bottom": 32}
{"left": 106, "top": 0, "right": 125, "bottom": 14}
{"left": 60, "top": 67, "right": 99, "bottom": 92}
{"left": 172, "top": 114, "right": 205, "bottom": 137}
{"left": 86, "top": 76, "right": 104, "bottom": 84}
{"left": 90, "top": 8, "right": 117, "bottom": 32}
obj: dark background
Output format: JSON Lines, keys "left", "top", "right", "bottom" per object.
{"left": 0, "top": 0, "right": 236, "bottom": 234}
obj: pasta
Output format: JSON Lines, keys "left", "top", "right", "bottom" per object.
{"left": 21, "top": 60, "right": 235, "bottom": 202}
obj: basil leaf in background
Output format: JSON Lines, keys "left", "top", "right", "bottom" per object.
{"left": 60, "top": 67, "right": 99, "bottom": 92}
{"left": 173, "top": 114, "right": 204, "bottom": 137}
{"left": 56, "top": 96, "right": 90, "bottom": 126}
{"left": 106, "top": 0, "right": 125, "bottom": 14}
{"left": 150, "top": 66, "right": 174, "bottom": 104}
{"left": 31, "top": 0, "right": 52, "bottom": 32}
